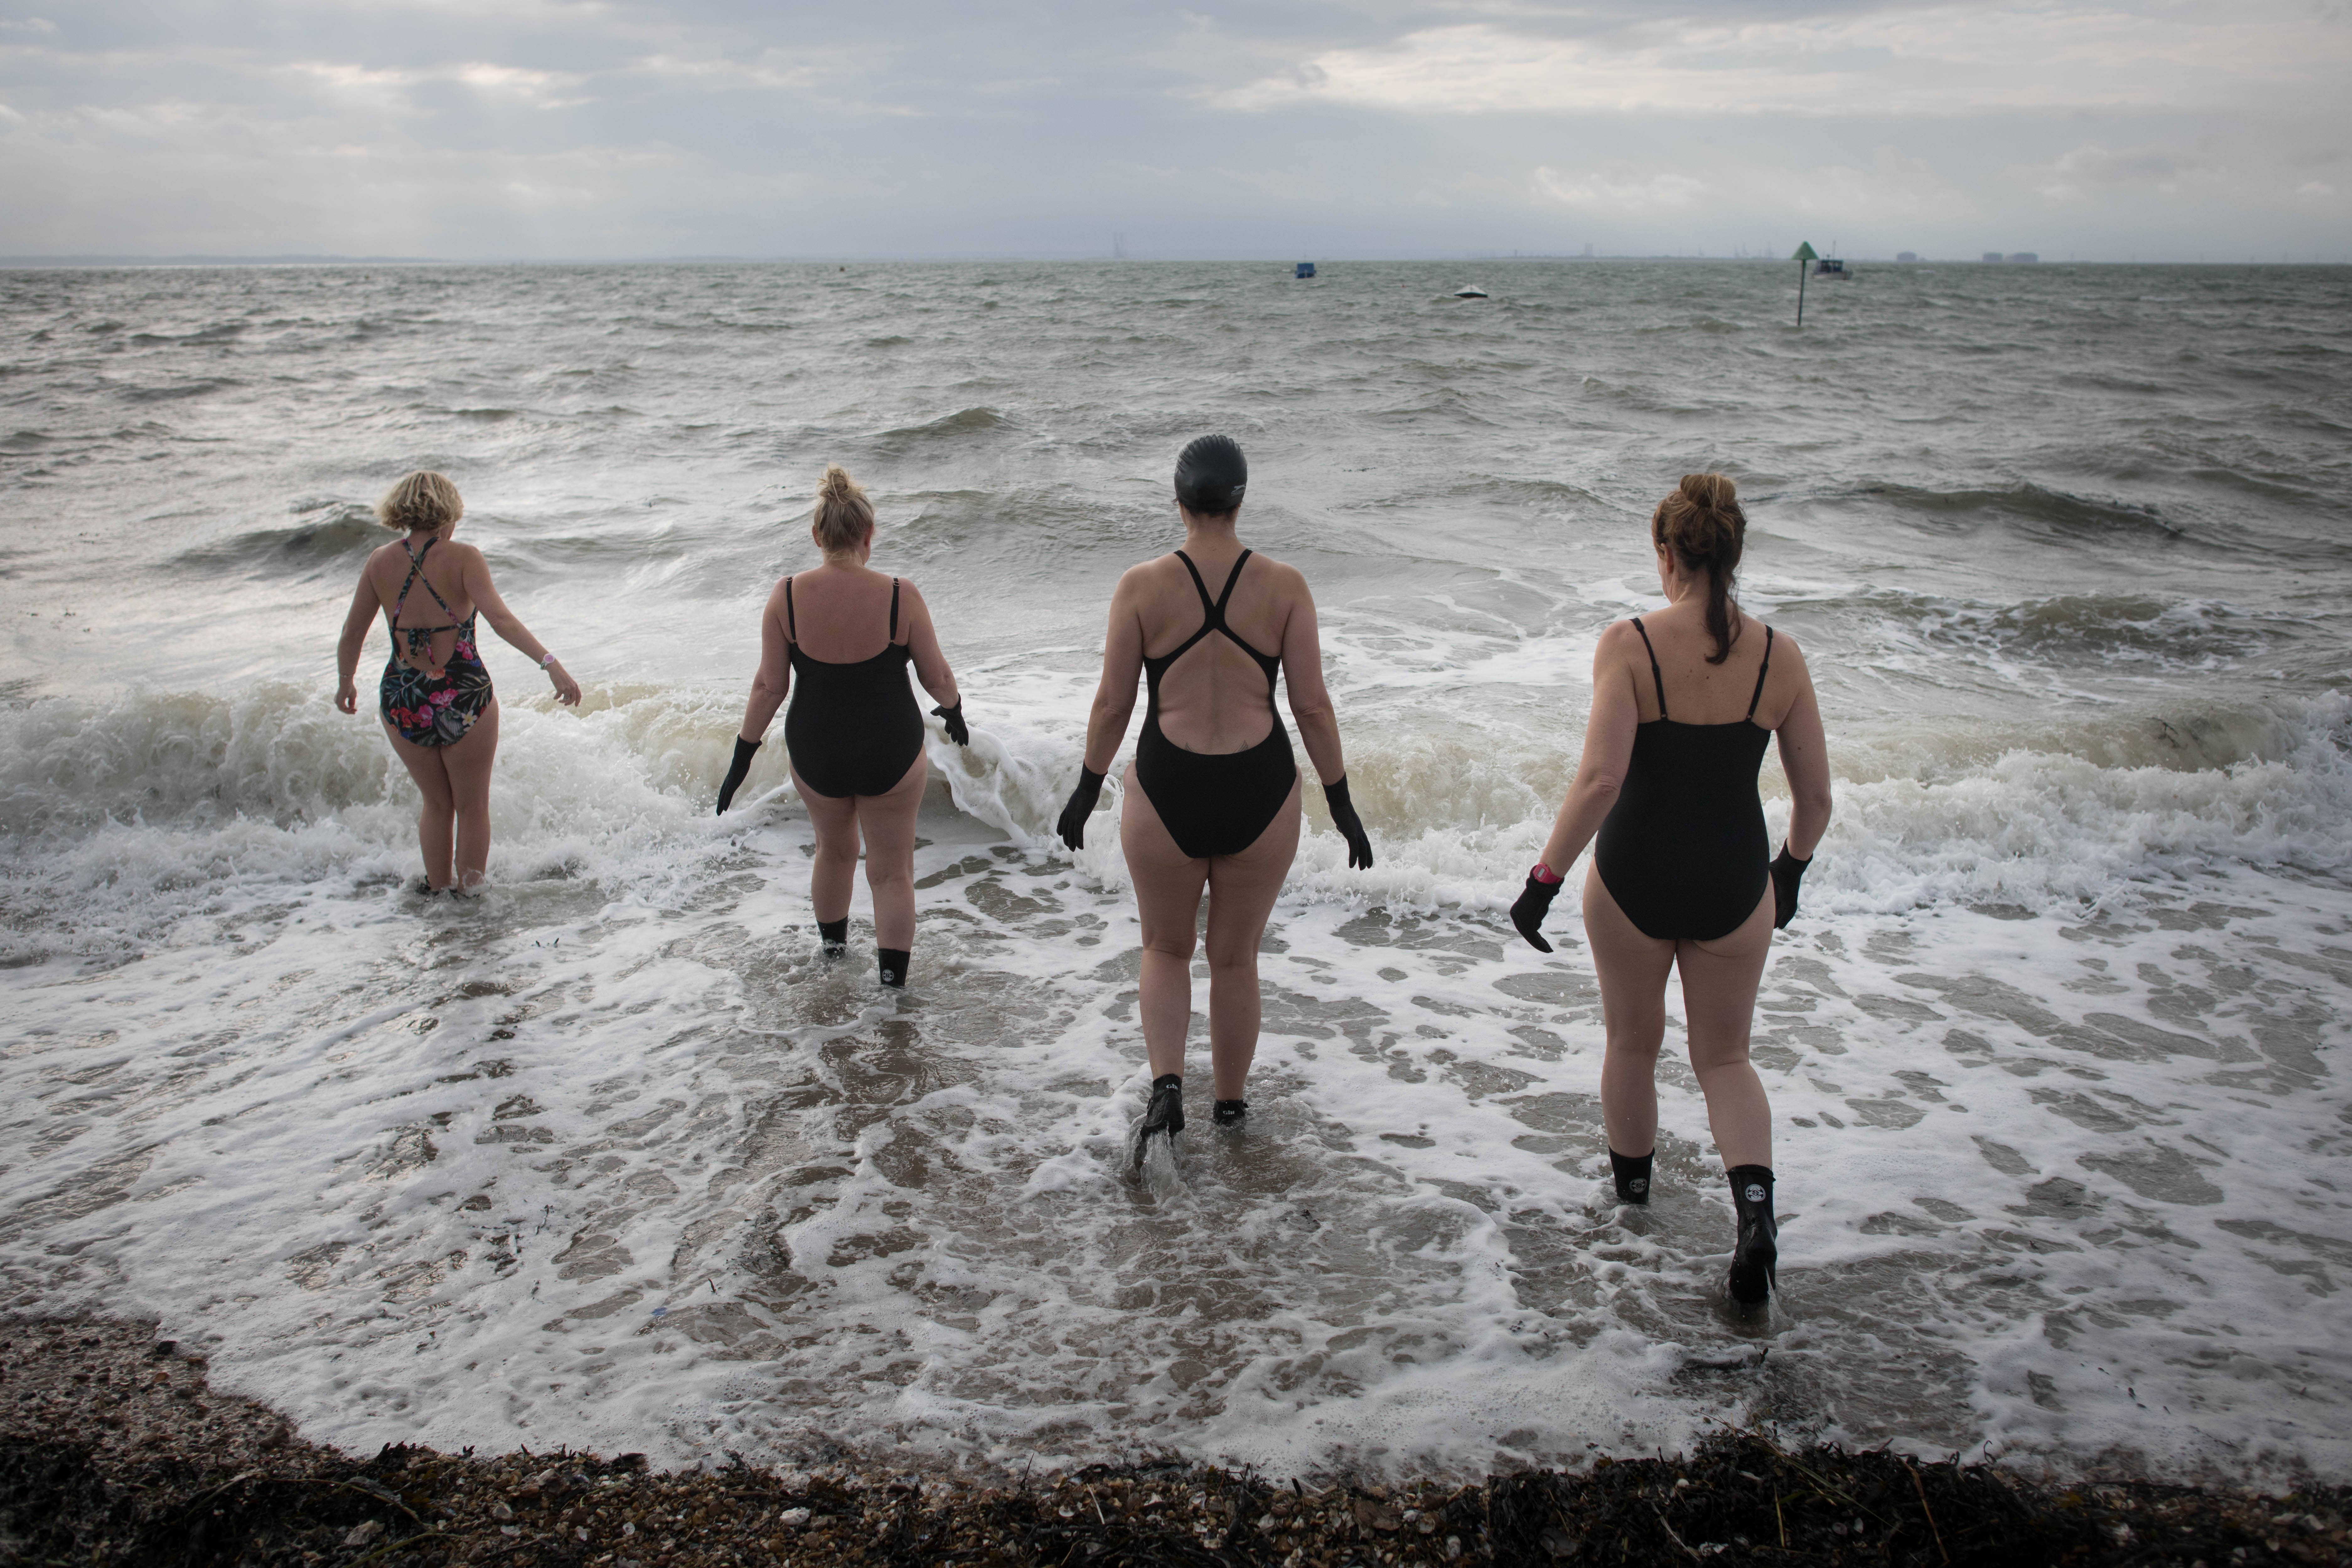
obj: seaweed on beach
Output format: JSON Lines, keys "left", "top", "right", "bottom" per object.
{"left": 5, "top": 1430, "right": 2349, "bottom": 1568}
{"left": 3, "top": 1319, "right": 2348, "bottom": 1567}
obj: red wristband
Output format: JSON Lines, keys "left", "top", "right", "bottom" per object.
{"left": 1529, "top": 862, "right": 1563, "bottom": 885}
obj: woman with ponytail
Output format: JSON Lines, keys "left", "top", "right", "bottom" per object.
{"left": 1506, "top": 474, "right": 1832, "bottom": 1311}
{"left": 716, "top": 464, "right": 968, "bottom": 989}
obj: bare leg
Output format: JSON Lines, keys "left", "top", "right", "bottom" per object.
{"left": 438, "top": 698, "right": 500, "bottom": 890}
{"left": 1120, "top": 763, "right": 1208, "bottom": 1082}
{"left": 855, "top": 751, "right": 929, "bottom": 951}
{"left": 792, "top": 764, "right": 862, "bottom": 926}
{"left": 1201, "top": 775, "right": 1302, "bottom": 1099}
{"left": 384, "top": 724, "right": 458, "bottom": 890}
{"left": 1676, "top": 887, "right": 1776, "bottom": 1170}
{"left": 1582, "top": 865, "right": 1676, "bottom": 1158}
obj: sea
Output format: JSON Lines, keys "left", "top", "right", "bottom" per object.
{"left": 2, "top": 259, "right": 2348, "bottom": 1484}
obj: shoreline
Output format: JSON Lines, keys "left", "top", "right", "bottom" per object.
{"left": 5, "top": 1318, "right": 2345, "bottom": 1566}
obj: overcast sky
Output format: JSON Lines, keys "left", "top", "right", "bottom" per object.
{"left": 2, "top": 0, "right": 2346, "bottom": 261}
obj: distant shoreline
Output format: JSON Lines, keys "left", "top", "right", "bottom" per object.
{"left": 5, "top": 254, "right": 2348, "bottom": 270}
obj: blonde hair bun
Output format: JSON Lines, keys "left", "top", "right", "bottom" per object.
{"left": 377, "top": 471, "right": 464, "bottom": 533}
{"left": 812, "top": 463, "right": 876, "bottom": 552}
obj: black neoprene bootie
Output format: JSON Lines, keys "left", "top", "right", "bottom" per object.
{"left": 817, "top": 918, "right": 848, "bottom": 959}
{"left": 1130, "top": 1074, "right": 1184, "bottom": 1170}
{"left": 1610, "top": 1148, "right": 1654, "bottom": 1205}
{"left": 878, "top": 948, "right": 909, "bottom": 988}
{"left": 1726, "top": 1164, "right": 1778, "bottom": 1307}
{"left": 1213, "top": 1099, "right": 1248, "bottom": 1127}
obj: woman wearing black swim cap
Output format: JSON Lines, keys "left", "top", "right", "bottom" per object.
{"left": 1058, "top": 435, "right": 1374, "bottom": 1170}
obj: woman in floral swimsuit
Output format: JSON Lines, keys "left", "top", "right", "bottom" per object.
{"left": 335, "top": 472, "right": 581, "bottom": 894}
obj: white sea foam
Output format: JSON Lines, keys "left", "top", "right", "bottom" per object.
{"left": 4, "top": 260, "right": 2349, "bottom": 1485}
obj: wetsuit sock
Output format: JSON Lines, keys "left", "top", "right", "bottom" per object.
{"left": 1131, "top": 1074, "right": 1184, "bottom": 1170}
{"left": 878, "top": 948, "right": 909, "bottom": 988}
{"left": 1212, "top": 1099, "right": 1248, "bottom": 1127}
{"left": 1610, "top": 1148, "right": 1654, "bottom": 1205}
{"left": 817, "top": 918, "right": 848, "bottom": 958}
{"left": 1726, "top": 1164, "right": 1777, "bottom": 1307}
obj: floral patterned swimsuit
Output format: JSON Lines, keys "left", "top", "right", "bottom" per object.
{"left": 378, "top": 538, "right": 493, "bottom": 747}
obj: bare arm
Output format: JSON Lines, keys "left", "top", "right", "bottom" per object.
{"left": 1536, "top": 624, "right": 1644, "bottom": 875}
{"left": 461, "top": 547, "right": 580, "bottom": 705}
{"left": 739, "top": 580, "right": 792, "bottom": 742}
{"left": 1080, "top": 569, "right": 1147, "bottom": 773}
{"left": 334, "top": 566, "right": 381, "bottom": 714}
{"left": 1771, "top": 638, "right": 1833, "bottom": 857}
{"left": 900, "top": 581, "right": 961, "bottom": 709}
{"left": 1277, "top": 569, "right": 1346, "bottom": 785}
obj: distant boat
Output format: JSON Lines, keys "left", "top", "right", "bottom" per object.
{"left": 1453, "top": 284, "right": 1489, "bottom": 298}
{"left": 1295, "top": 262, "right": 1316, "bottom": 279}
{"left": 1811, "top": 258, "right": 1852, "bottom": 279}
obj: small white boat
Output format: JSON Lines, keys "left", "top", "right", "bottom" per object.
{"left": 1453, "top": 284, "right": 1489, "bottom": 299}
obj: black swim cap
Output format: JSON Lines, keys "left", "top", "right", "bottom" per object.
{"left": 1174, "top": 434, "right": 1247, "bottom": 516}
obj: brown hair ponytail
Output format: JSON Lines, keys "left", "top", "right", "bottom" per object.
{"left": 1652, "top": 472, "right": 1745, "bottom": 664}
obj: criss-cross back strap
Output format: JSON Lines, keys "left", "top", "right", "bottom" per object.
{"left": 1630, "top": 616, "right": 1669, "bottom": 719}
{"left": 1746, "top": 626, "right": 1775, "bottom": 720}
{"left": 389, "top": 538, "right": 465, "bottom": 650}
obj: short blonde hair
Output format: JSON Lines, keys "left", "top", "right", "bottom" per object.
{"left": 812, "top": 464, "right": 874, "bottom": 553}
{"left": 377, "top": 471, "right": 465, "bottom": 533}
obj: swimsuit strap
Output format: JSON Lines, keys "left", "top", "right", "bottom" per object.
{"left": 1746, "top": 625, "right": 1775, "bottom": 721}
{"left": 784, "top": 576, "right": 796, "bottom": 642}
{"left": 889, "top": 578, "right": 900, "bottom": 642}
{"left": 1168, "top": 549, "right": 1280, "bottom": 688}
{"left": 401, "top": 538, "right": 462, "bottom": 624}
{"left": 1630, "top": 616, "right": 1669, "bottom": 720}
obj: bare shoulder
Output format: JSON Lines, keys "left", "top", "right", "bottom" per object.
{"left": 1762, "top": 621, "right": 1809, "bottom": 672}
{"left": 1114, "top": 556, "right": 1177, "bottom": 597}
{"left": 1249, "top": 552, "right": 1310, "bottom": 596}
{"left": 892, "top": 574, "right": 930, "bottom": 606}
{"left": 1595, "top": 618, "right": 1645, "bottom": 657}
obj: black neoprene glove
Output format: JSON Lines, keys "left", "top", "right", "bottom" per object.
{"left": 1324, "top": 776, "right": 1374, "bottom": 870}
{"left": 1771, "top": 844, "right": 1811, "bottom": 929}
{"left": 1511, "top": 871, "right": 1563, "bottom": 952}
{"left": 715, "top": 735, "right": 760, "bottom": 815}
{"left": 1057, "top": 766, "right": 1106, "bottom": 850}
{"left": 932, "top": 702, "right": 969, "bottom": 746}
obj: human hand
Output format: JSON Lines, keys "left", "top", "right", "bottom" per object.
{"left": 335, "top": 680, "right": 357, "bottom": 715}
{"left": 1322, "top": 776, "right": 1374, "bottom": 870}
{"left": 1771, "top": 845, "right": 1810, "bottom": 929}
{"left": 932, "top": 701, "right": 969, "bottom": 746}
{"left": 1510, "top": 869, "right": 1564, "bottom": 952}
{"left": 1057, "top": 766, "right": 1106, "bottom": 850}
{"left": 547, "top": 660, "right": 581, "bottom": 707}
{"left": 717, "top": 735, "right": 761, "bottom": 815}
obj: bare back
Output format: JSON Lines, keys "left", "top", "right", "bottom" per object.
{"left": 365, "top": 536, "right": 481, "bottom": 674}
{"left": 1613, "top": 602, "right": 1800, "bottom": 730}
{"left": 780, "top": 563, "right": 907, "bottom": 662}
{"left": 1129, "top": 545, "right": 1301, "bottom": 754}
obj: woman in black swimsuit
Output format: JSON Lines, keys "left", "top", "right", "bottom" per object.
{"left": 1057, "top": 436, "right": 1374, "bottom": 1167}
{"left": 1508, "top": 474, "right": 1832, "bottom": 1309}
{"left": 335, "top": 471, "right": 581, "bottom": 893}
{"left": 718, "top": 465, "right": 966, "bottom": 988}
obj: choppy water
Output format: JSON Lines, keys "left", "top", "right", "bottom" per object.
{"left": 3, "top": 260, "right": 2349, "bottom": 1482}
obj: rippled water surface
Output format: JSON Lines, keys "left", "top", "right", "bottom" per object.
{"left": 2, "top": 260, "right": 2349, "bottom": 1481}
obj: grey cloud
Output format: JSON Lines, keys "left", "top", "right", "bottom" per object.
{"left": 0, "top": 0, "right": 2346, "bottom": 260}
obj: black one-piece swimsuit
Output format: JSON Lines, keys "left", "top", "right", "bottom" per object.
{"left": 1594, "top": 618, "right": 1776, "bottom": 942}
{"left": 782, "top": 576, "right": 925, "bottom": 799}
{"left": 1134, "top": 549, "right": 1299, "bottom": 859}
